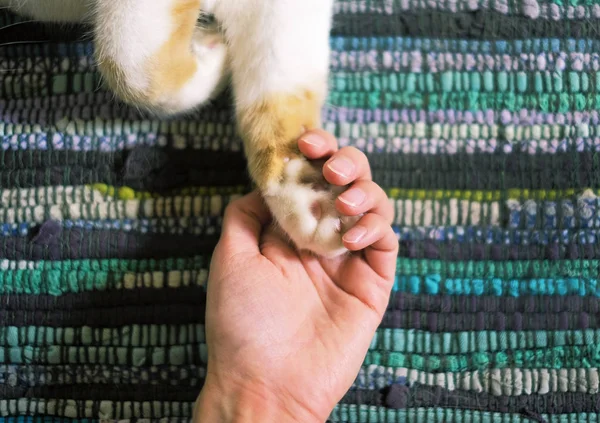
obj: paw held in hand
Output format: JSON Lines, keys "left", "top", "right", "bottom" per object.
{"left": 262, "top": 157, "right": 360, "bottom": 258}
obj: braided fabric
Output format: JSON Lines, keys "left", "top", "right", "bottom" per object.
{"left": 2, "top": 1, "right": 600, "bottom": 421}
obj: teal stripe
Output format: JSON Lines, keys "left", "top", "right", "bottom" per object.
{"left": 7, "top": 324, "right": 600, "bottom": 355}
{"left": 396, "top": 258, "right": 600, "bottom": 279}
{"left": 0, "top": 399, "right": 195, "bottom": 419}
{"left": 0, "top": 269, "right": 206, "bottom": 295}
{"left": 0, "top": 325, "right": 204, "bottom": 347}
{"left": 331, "top": 71, "right": 597, "bottom": 94}
{"left": 329, "top": 407, "right": 600, "bottom": 423}
{"left": 370, "top": 328, "right": 600, "bottom": 354}
{"left": 328, "top": 91, "right": 599, "bottom": 112}
{"left": 8, "top": 257, "right": 600, "bottom": 278}
{"left": 20, "top": 68, "right": 600, "bottom": 112}
{"left": 8, "top": 325, "right": 596, "bottom": 355}
{"left": 0, "top": 345, "right": 207, "bottom": 365}
{"left": 364, "top": 344, "right": 600, "bottom": 371}
{"left": 3, "top": 267, "right": 597, "bottom": 296}
{"left": 3, "top": 342, "right": 595, "bottom": 371}
{"left": 393, "top": 274, "right": 600, "bottom": 296}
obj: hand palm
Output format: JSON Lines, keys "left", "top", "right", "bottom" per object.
{"left": 205, "top": 227, "right": 390, "bottom": 419}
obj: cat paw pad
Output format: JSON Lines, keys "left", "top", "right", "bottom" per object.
{"left": 263, "top": 157, "right": 360, "bottom": 258}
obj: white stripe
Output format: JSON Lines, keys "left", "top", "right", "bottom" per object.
{"left": 355, "top": 365, "right": 600, "bottom": 396}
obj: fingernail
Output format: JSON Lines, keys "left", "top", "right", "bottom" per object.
{"left": 338, "top": 188, "right": 366, "bottom": 207}
{"left": 343, "top": 226, "right": 368, "bottom": 244}
{"left": 300, "top": 133, "right": 324, "bottom": 148}
{"left": 327, "top": 156, "right": 355, "bottom": 178}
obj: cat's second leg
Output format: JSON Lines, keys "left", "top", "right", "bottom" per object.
{"left": 214, "top": 0, "right": 357, "bottom": 258}
{"left": 92, "top": 0, "right": 228, "bottom": 115}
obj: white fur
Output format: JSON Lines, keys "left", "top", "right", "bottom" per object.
{"left": 210, "top": 0, "right": 333, "bottom": 108}
{"left": 3, "top": 0, "right": 352, "bottom": 258}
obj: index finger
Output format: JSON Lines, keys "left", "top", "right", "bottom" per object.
{"left": 298, "top": 129, "right": 339, "bottom": 160}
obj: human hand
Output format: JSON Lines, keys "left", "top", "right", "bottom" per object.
{"left": 194, "top": 130, "right": 398, "bottom": 422}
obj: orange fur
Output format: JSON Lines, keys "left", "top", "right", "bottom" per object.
{"left": 237, "top": 90, "right": 323, "bottom": 188}
{"left": 96, "top": 0, "right": 202, "bottom": 106}
{"left": 147, "top": 0, "right": 201, "bottom": 102}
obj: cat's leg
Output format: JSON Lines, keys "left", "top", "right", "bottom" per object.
{"left": 92, "top": 0, "right": 229, "bottom": 115}
{"left": 213, "top": 0, "right": 357, "bottom": 258}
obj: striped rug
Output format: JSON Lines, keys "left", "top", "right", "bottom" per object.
{"left": 2, "top": 1, "right": 600, "bottom": 422}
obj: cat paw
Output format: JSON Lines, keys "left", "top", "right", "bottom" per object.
{"left": 157, "top": 26, "right": 229, "bottom": 113}
{"left": 262, "top": 157, "right": 361, "bottom": 258}
{"left": 97, "top": 24, "right": 229, "bottom": 116}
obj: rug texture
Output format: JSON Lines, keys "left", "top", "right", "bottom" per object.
{"left": 1, "top": 1, "right": 600, "bottom": 422}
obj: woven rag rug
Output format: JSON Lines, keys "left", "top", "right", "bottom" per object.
{"left": 3, "top": 1, "right": 600, "bottom": 422}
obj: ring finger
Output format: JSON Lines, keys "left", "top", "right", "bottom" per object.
{"left": 336, "top": 180, "right": 394, "bottom": 225}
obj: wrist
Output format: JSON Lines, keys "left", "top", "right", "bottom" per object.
{"left": 194, "top": 375, "right": 325, "bottom": 423}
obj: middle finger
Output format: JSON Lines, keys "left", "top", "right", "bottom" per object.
{"left": 323, "top": 146, "right": 372, "bottom": 186}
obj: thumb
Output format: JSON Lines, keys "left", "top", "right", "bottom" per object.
{"left": 217, "top": 191, "right": 272, "bottom": 255}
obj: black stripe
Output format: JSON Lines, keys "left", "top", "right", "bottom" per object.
{"left": 0, "top": 304, "right": 204, "bottom": 327}
{"left": 11, "top": 291, "right": 593, "bottom": 314}
{"left": 0, "top": 147, "right": 249, "bottom": 191}
{"left": 0, "top": 286, "right": 206, "bottom": 310}
{"left": 367, "top": 152, "right": 600, "bottom": 174}
{"left": 400, "top": 241, "right": 600, "bottom": 261}
{"left": 0, "top": 384, "right": 201, "bottom": 401}
{"left": 369, "top": 151, "right": 600, "bottom": 189}
{"left": 389, "top": 293, "right": 600, "bottom": 314}
{"left": 0, "top": 167, "right": 247, "bottom": 190}
{"left": 0, "top": 221, "right": 218, "bottom": 260}
{"left": 0, "top": 148, "right": 244, "bottom": 171}
{"left": 373, "top": 168, "right": 597, "bottom": 190}
{"left": 4, "top": 292, "right": 596, "bottom": 329}
{"left": 1, "top": 149, "right": 595, "bottom": 191}
{"left": 380, "top": 310, "right": 598, "bottom": 331}
{"left": 384, "top": 383, "right": 600, "bottom": 416}
{"left": 331, "top": 11, "right": 600, "bottom": 38}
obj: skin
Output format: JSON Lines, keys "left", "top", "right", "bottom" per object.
{"left": 194, "top": 130, "right": 398, "bottom": 422}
